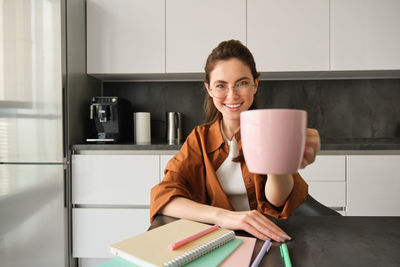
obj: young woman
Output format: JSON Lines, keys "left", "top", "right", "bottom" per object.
{"left": 150, "top": 40, "right": 320, "bottom": 242}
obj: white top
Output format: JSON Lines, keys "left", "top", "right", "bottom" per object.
{"left": 216, "top": 122, "right": 250, "bottom": 211}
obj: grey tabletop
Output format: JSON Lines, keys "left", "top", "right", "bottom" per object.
{"left": 262, "top": 216, "right": 400, "bottom": 267}
{"left": 150, "top": 215, "right": 400, "bottom": 267}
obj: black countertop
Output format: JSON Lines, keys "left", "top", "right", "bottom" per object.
{"left": 72, "top": 143, "right": 181, "bottom": 151}
{"left": 320, "top": 138, "right": 400, "bottom": 150}
{"left": 72, "top": 138, "right": 400, "bottom": 152}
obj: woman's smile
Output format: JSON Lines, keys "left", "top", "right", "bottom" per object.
{"left": 224, "top": 102, "right": 242, "bottom": 111}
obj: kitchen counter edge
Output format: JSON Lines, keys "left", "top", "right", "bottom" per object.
{"left": 72, "top": 144, "right": 400, "bottom": 155}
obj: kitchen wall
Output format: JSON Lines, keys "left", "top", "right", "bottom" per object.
{"left": 103, "top": 79, "right": 400, "bottom": 144}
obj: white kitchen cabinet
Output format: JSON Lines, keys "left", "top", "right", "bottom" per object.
{"left": 160, "top": 154, "right": 176, "bottom": 180}
{"left": 347, "top": 155, "right": 400, "bottom": 216}
{"left": 71, "top": 152, "right": 174, "bottom": 265}
{"left": 247, "top": 0, "right": 330, "bottom": 72}
{"left": 331, "top": 0, "right": 400, "bottom": 70}
{"left": 166, "top": 0, "right": 246, "bottom": 73}
{"left": 86, "top": 0, "right": 165, "bottom": 74}
{"left": 307, "top": 181, "right": 346, "bottom": 208}
{"left": 72, "top": 154, "right": 159, "bottom": 205}
{"left": 72, "top": 208, "right": 150, "bottom": 258}
{"left": 299, "top": 155, "right": 346, "bottom": 210}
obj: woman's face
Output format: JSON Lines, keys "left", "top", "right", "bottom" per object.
{"left": 205, "top": 58, "right": 258, "bottom": 123}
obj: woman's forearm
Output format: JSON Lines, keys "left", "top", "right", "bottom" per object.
{"left": 265, "top": 174, "right": 294, "bottom": 207}
{"left": 159, "top": 196, "right": 291, "bottom": 242}
{"left": 160, "top": 197, "right": 226, "bottom": 225}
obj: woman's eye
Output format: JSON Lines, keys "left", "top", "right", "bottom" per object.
{"left": 215, "top": 84, "right": 226, "bottom": 89}
{"left": 237, "top": 80, "right": 250, "bottom": 87}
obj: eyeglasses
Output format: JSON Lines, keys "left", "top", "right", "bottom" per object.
{"left": 208, "top": 80, "right": 256, "bottom": 98}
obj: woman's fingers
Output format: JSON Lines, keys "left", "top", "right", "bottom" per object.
{"left": 237, "top": 210, "right": 291, "bottom": 242}
{"left": 301, "top": 128, "right": 321, "bottom": 168}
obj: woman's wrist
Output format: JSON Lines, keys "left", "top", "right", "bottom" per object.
{"left": 212, "top": 207, "right": 230, "bottom": 225}
{"left": 265, "top": 174, "right": 294, "bottom": 207}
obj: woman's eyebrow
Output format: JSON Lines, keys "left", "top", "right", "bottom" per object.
{"left": 213, "top": 80, "right": 227, "bottom": 84}
{"left": 213, "top": 77, "right": 250, "bottom": 84}
{"left": 235, "top": 77, "right": 251, "bottom": 83}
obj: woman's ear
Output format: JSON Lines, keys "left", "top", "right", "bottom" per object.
{"left": 204, "top": 82, "right": 212, "bottom": 97}
{"left": 254, "top": 78, "right": 259, "bottom": 94}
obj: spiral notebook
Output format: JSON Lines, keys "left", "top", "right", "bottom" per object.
{"left": 109, "top": 219, "right": 237, "bottom": 267}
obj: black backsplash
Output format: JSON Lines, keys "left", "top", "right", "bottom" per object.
{"left": 103, "top": 79, "right": 400, "bottom": 143}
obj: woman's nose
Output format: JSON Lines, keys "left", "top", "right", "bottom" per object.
{"left": 226, "top": 86, "right": 239, "bottom": 98}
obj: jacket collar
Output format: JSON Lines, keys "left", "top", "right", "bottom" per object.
{"left": 206, "top": 118, "right": 225, "bottom": 153}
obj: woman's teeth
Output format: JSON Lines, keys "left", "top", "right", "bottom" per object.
{"left": 226, "top": 104, "right": 241, "bottom": 108}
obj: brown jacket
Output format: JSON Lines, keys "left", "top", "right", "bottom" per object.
{"left": 150, "top": 119, "right": 308, "bottom": 222}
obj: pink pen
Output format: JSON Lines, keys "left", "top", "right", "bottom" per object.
{"left": 169, "top": 224, "right": 219, "bottom": 250}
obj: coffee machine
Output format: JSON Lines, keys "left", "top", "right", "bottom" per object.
{"left": 87, "top": 96, "right": 133, "bottom": 143}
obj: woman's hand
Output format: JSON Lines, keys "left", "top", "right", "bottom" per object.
{"left": 300, "top": 128, "right": 321, "bottom": 169}
{"left": 216, "top": 209, "right": 291, "bottom": 242}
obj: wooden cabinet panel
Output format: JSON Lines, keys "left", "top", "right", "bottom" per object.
{"left": 72, "top": 155, "right": 159, "bottom": 205}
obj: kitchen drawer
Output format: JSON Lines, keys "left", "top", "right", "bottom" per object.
{"left": 307, "top": 181, "right": 346, "bottom": 208}
{"left": 72, "top": 208, "right": 150, "bottom": 258}
{"left": 72, "top": 155, "right": 159, "bottom": 205}
{"left": 159, "top": 154, "right": 176, "bottom": 180}
{"left": 347, "top": 155, "right": 400, "bottom": 216}
{"left": 299, "top": 155, "right": 345, "bottom": 181}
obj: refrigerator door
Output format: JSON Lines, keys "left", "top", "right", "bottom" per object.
{"left": 0, "top": 0, "right": 63, "bottom": 163}
{"left": 0, "top": 164, "right": 66, "bottom": 266}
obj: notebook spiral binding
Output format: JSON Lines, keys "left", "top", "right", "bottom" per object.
{"left": 163, "top": 230, "right": 235, "bottom": 267}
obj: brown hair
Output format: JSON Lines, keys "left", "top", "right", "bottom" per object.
{"left": 203, "top": 40, "right": 260, "bottom": 125}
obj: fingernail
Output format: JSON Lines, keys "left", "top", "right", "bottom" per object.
{"left": 282, "top": 234, "right": 291, "bottom": 240}
{"left": 277, "top": 236, "right": 285, "bottom": 242}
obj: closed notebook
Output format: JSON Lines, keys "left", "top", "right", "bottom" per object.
{"left": 219, "top": 236, "right": 256, "bottom": 267}
{"left": 98, "top": 238, "right": 242, "bottom": 267}
{"left": 109, "top": 219, "right": 236, "bottom": 267}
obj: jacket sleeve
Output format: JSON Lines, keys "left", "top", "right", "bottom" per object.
{"left": 150, "top": 129, "right": 208, "bottom": 223}
{"left": 255, "top": 173, "right": 308, "bottom": 219}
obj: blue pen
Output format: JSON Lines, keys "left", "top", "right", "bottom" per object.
{"left": 250, "top": 239, "right": 272, "bottom": 267}
{"left": 280, "top": 243, "right": 292, "bottom": 267}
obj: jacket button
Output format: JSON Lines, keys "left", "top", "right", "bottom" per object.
{"left": 247, "top": 177, "right": 252, "bottom": 183}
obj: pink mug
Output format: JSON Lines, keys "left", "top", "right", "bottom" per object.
{"left": 240, "top": 109, "right": 307, "bottom": 175}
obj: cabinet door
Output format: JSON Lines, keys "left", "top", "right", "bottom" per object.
{"left": 299, "top": 155, "right": 346, "bottom": 209}
{"left": 87, "top": 0, "right": 165, "bottom": 74}
{"left": 166, "top": 0, "right": 246, "bottom": 73}
{"left": 72, "top": 155, "right": 159, "bottom": 205}
{"left": 347, "top": 155, "right": 400, "bottom": 216}
{"left": 331, "top": 0, "right": 400, "bottom": 70}
{"left": 247, "top": 0, "right": 329, "bottom": 72}
{"left": 72, "top": 208, "right": 150, "bottom": 258}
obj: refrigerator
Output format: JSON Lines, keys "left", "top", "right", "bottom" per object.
{"left": 0, "top": 0, "right": 67, "bottom": 266}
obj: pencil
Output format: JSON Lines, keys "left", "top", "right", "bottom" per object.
{"left": 168, "top": 224, "right": 219, "bottom": 250}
